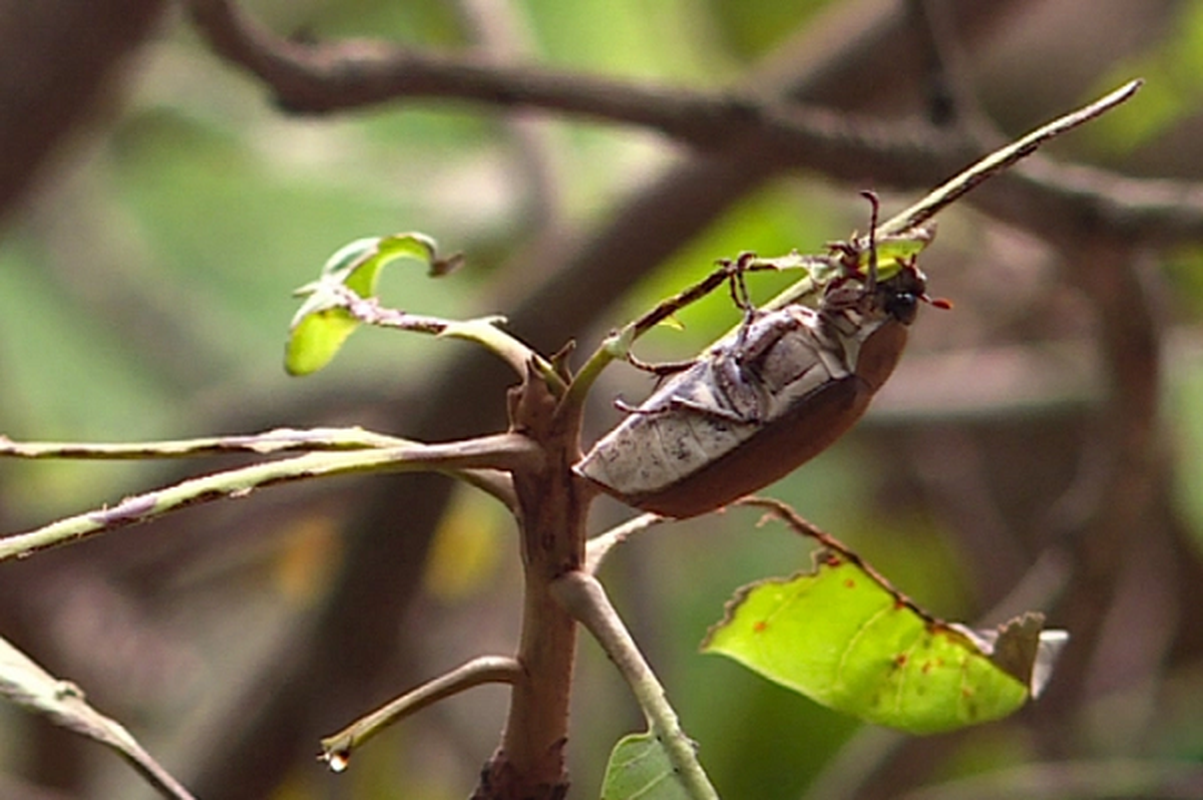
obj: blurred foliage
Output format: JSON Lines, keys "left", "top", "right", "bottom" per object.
{"left": 3, "top": 1, "right": 1203, "bottom": 799}
{"left": 1090, "top": 2, "right": 1203, "bottom": 155}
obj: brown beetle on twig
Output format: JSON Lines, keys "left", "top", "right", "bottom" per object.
{"left": 575, "top": 193, "right": 946, "bottom": 518}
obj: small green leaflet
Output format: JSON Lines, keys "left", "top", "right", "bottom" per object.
{"left": 285, "top": 233, "right": 461, "bottom": 375}
{"left": 702, "top": 551, "right": 1066, "bottom": 735}
{"left": 600, "top": 732, "right": 691, "bottom": 800}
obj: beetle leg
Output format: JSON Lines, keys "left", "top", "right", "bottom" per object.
{"left": 725, "top": 252, "right": 764, "bottom": 355}
{"left": 736, "top": 310, "right": 807, "bottom": 366}
{"left": 613, "top": 396, "right": 657, "bottom": 415}
{"left": 613, "top": 395, "right": 684, "bottom": 416}
{"left": 614, "top": 392, "right": 749, "bottom": 423}
{"left": 711, "top": 353, "right": 769, "bottom": 423}
{"left": 859, "top": 190, "right": 880, "bottom": 290}
{"left": 627, "top": 251, "right": 764, "bottom": 339}
{"left": 664, "top": 392, "right": 754, "bottom": 423}
{"left": 624, "top": 350, "right": 699, "bottom": 378}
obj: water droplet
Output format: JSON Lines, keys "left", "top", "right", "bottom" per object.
{"left": 323, "top": 750, "right": 350, "bottom": 773}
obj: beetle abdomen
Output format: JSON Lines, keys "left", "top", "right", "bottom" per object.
{"left": 602, "top": 375, "right": 868, "bottom": 517}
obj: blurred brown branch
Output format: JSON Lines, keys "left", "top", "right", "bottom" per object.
{"left": 0, "top": 0, "right": 167, "bottom": 222}
{"left": 171, "top": 2, "right": 1203, "bottom": 798}
{"left": 185, "top": 0, "right": 1203, "bottom": 249}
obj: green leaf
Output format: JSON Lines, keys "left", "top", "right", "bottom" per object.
{"left": 284, "top": 232, "right": 459, "bottom": 375}
{"left": 600, "top": 731, "right": 692, "bottom": 800}
{"left": 702, "top": 551, "right": 1064, "bottom": 735}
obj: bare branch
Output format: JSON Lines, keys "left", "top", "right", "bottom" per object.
{"left": 186, "top": 0, "right": 755, "bottom": 143}
{"left": 185, "top": 1, "right": 1203, "bottom": 254}
{"left": 331, "top": 287, "right": 562, "bottom": 388}
{"left": 319, "top": 655, "right": 521, "bottom": 773}
{"left": 0, "top": 433, "right": 540, "bottom": 561}
{"left": 0, "top": 635, "right": 195, "bottom": 800}
{"left": 584, "top": 513, "right": 666, "bottom": 576}
{"left": 0, "top": 426, "right": 412, "bottom": 460}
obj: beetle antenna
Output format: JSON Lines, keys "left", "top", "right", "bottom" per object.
{"left": 724, "top": 252, "right": 756, "bottom": 315}
{"left": 725, "top": 252, "right": 760, "bottom": 354}
{"left": 860, "top": 190, "right": 880, "bottom": 293}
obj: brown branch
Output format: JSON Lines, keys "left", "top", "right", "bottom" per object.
{"left": 183, "top": 0, "right": 1203, "bottom": 253}
{"left": 0, "top": 0, "right": 167, "bottom": 222}
{"left": 319, "top": 655, "right": 522, "bottom": 771}
{"left": 178, "top": 3, "right": 1162, "bottom": 798}
{"left": 186, "top": 0, "right": 756, "bottom": 144}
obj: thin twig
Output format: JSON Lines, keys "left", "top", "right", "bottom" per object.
{"left": 880, "top": 80, "right": 1143, "bottom": 235}
{"left": 552, "top": 571, "right": 719, "bottom": 800}
{"left": 333, "top": 287, "right": 563, "bottom": 390}
{"left": 736, "top": 497, "right": 943, "bottom": 627}
{"left": 564, "top": 253, "right": 827, "bottom": 409}
{"left": 584, "top": 513, "right": 666, "bottom": 575}
{"left": 0, "top": 433, "right": 540, "bottom": 561}
{"left": 0, "top": 636, "right": 197, "bottom": 800}
{"left": 318, "top": 655, "right": 522, "bottom": 772}
{"left": 0, "top": 426, "right": 411, "bottom": 460}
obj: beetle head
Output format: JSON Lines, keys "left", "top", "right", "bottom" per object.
{"left": 875, "top": 258, "right": 951, "bottom": 323}
{"left": 823, "top": 256, "right": 946, "bottom": 325}
{"left": 877, "top": 259, "right": 924, "bottom": 323}
{"left": 824, "top": 193, "right": 950, "bottom": 324}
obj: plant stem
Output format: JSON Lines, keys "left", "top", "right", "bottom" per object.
{"left": 584, "top": 513, "right": 665, "bottom": 575}
{"left": 0, "top": 426, "right": 413, "bottom": 459}
{"left": 319, "top": 656, "right": 522, "bottom": 770}
{"left": 0, "top": 433, "right": 540, "bottom": 562}
{"left": 552, "top": 570, "right": 720, "bottom": 800}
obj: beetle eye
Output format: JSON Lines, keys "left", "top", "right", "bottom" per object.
{"left": 886, "top": 292, "right": 919, "bottom": 323}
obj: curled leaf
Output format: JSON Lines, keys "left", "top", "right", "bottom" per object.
{"left": 285, "top": 232, "right": 458, "bottom": 375}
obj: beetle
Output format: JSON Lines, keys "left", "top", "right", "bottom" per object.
{"left": 574, "top": 197, "right": 944, "bottom": 518}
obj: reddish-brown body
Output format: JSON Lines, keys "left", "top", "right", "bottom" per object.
{"left": 593, "top": 320, "right": 907, "bottom": 518}
{"left": 575, "top": 258, "right": 929, "bottom": 519}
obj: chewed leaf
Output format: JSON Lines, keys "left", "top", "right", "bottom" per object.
{"left": 600, "top": 731, "right": 691, "bottom": 800}
{"left": 702, "top": 552, "right": 1064, "bottom": 734}
{"left": 951, "top": 614, "right": 1069, "bottom": 699}
{"left": 863, "top": 227, "right": 935, "bottom": 266}
{"left": 285, "top": 232, "right": 461, "bottom": 376}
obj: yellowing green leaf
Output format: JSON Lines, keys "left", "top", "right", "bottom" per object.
{"left": 285, "top": 308, "right": 361, "bottom": 376}
{"left": 702, "top": 552, "right": 1062, "bottom": 735}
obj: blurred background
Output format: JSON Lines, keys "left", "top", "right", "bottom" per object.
{"left": 1, "top": 0, "right": 1203, "bottom": 797}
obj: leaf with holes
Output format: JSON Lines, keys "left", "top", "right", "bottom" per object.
{"left": 702, "top": 551, "right": 1066, "bottom": 734}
